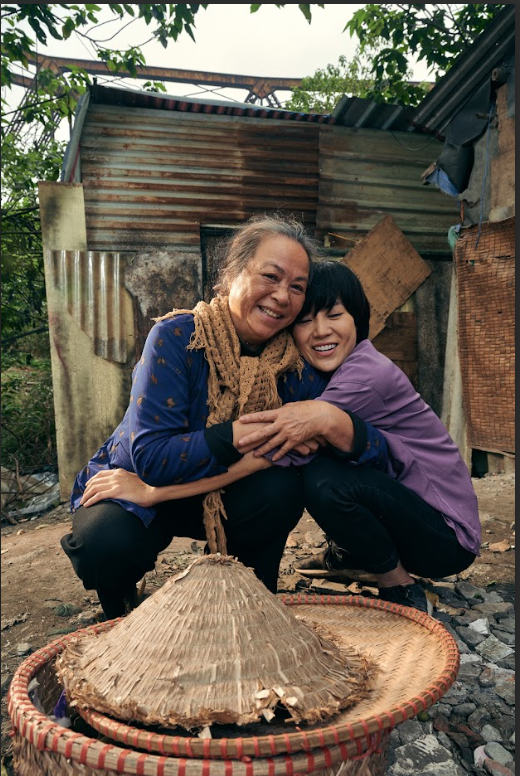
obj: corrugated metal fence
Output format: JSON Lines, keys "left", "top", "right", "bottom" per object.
{"left": 80, "top": 105, "right": 321, "bottom": 251}
{"left": 317, "top": 125, "right": 456, "bottom": 255}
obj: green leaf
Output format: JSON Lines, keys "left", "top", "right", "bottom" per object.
{"left": 250, "top": 4, "right": 262, "bottom": 12}
{"left": 47, "top": 25, "right": 64, "bottom": 41}
{"left": 298, "top": 4, "right": 312, "bottom": 22}
{"left": 184, "top": 24, "right": 196, "bottom": 42}
{"left": 62, "top": 17, "right": 75, "bottom": 40}
{"left": 125, "top": 58, "right": 137, "bottom": 78}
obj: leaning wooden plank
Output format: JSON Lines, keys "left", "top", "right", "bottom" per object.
{"left": 342, "top": 214, "right": 431, "bottom": 339}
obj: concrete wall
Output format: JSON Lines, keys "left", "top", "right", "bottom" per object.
{"left": 39, "top": 182, "right": 135, "bottom": 499}
{"left": 414, "top": 259, "right": 453, "bottom": 417}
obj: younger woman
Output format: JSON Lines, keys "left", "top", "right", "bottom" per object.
{"left": 237, "top": 261, "right": 480, "bottom": 613}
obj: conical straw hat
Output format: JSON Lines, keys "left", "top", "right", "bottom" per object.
{"left": 56, "top": 555, "right": 375, "bottom": 730}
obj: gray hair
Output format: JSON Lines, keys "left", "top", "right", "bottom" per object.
{"left": 213, "top": 214, "right": 321, "bottom": 295}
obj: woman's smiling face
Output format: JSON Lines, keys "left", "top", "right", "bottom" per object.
{"left": 292, "top": 301, "right": 357, "bottom": 372}
{"left": 227, "top": 234, "right": 310, "bottom": 346}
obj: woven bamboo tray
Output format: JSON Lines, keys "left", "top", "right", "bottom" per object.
{"left": 9, "top": 596, "right": 458, "bottom": 776}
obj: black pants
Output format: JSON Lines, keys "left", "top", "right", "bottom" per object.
{"left": 61, "top": 466, "right": 304, "bottom": 616}
{"left": 302, "top": 453, "right": 476, "bottom": 579}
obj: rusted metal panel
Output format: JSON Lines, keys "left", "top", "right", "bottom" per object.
{"left": 48, "top": 251, "right": 129, "bottom": 363}
{"left": 332, "top": 95, "right": 415, "bottom": 131}
{"left": 80, "top": 104, "right": 321, "bottom": 252}
{"left": 317, "top": 125, "right": 458, "bottom": 255}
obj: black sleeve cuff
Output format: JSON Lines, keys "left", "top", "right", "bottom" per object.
{"left": 329, "top": 410, "right": 368, "bottom": 461}
{"left": 204, "top": 421, "right": 244, "bottom": 467}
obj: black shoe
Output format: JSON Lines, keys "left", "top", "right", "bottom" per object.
{"left": 294, "top": 540, "right": 377, "bottom": 584}
{"left": 379, "top": 583, "right": 433, "bottom": 615}
{"left": 97, "top": 585, "right": 139, "bottom": 620}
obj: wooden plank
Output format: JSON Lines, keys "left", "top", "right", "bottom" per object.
{"left": 342, "top": 214, "right": 432, "bottom": 338}
{"left": 372, "top": 312, "right": 418, "bottom": 388}
{"left": 372, "top": 312, "right": 417, "bottom": 361}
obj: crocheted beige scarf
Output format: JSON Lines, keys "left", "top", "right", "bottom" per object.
{"left": 162, "top": 296, "right": 303, "bottom": 553}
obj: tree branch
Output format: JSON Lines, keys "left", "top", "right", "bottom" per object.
{"left": 444, "top": 5, "right": 471, "bottom": 47}
{"left": 83, "top": 15, "right": 126, "bottom": 34}
{"left": 1, "top": 206, "right": 40, "bottom": 218}
{"left": 1, "top": 327, "right": 49, "bottom": 346}
{"left": 1, "top": 303, "right": 46, "bottom": 320}
{"left": 2, "top": 96, "right": 67, "bottom": 117}
{"left": 394, "top": 3, "right": 459, "bottom": 40}
{"left": 88, "top": 16, "right": 139, "bottom": 44}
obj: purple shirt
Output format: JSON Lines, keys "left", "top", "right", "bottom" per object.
{"left": 285, "top": 340, "right": 481, "bottom": 556}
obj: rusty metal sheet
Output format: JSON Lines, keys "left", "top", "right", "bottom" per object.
{"left": 317, "top": 125, "right": 458, "bottom": 256}
{"left": 49, "top": 250, "right": 129, "bottom": 363}
{"left": 332, "top": 95, "right": 415, "bottom": 131}
{"left": 80, "top": 104, "right": 320, "bottom": 252}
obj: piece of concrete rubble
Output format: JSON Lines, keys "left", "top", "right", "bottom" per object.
{"left": 476, "top": 635, "right": 515, "bottom": 662}
{"left": 481, "top": 725, "right": 504, "bottom": 743}
{"left": 469, "top": 618, "right": 491, "bottom": 635}
{"left": 484, "top": 742, "right": 514, "bottom": 765}
{"left": 484, "top": 760, "right": 515, "bottom": 776}
{"left": 493, "top": 680, "right": 516, "bottom": 707}
{"left": 387, "top": 735, "right": 466, "bottom": 776}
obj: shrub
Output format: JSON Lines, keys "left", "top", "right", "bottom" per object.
{"left": 1, "top": 353, "right": 57, "bottom": 473}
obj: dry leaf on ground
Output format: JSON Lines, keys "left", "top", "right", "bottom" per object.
{"left": 488, "top": 540, "right": 511, "bottom": 552}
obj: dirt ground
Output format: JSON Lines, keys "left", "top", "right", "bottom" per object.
{"left": 1, "top": 472, "right": 515, "bottom": 772}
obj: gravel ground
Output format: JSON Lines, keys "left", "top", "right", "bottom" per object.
{"left": 1, "top": 473, "right": 515, "bottom": 776}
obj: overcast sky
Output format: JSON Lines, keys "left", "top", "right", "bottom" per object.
{"left": 6, "top": 4, "right": 434, "bottom": 146}
{"left": 83, "top": 4, "right": 368, "bottom": 79}
{"left": 11, "top": 4, "right": 432, "bottom": 102}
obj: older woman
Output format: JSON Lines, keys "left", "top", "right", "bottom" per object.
{"left": 63, "top": 216, "right": 385, "bottom": 619}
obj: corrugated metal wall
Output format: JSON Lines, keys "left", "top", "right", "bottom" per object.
{"left": 317, "top": 125, "right": 457, "bottom": 255}
{"left": 48, "top": 250, "right": 129, "bottom": 363}
{"left": 80, "top": 104, "right": 320, "bottom": 251}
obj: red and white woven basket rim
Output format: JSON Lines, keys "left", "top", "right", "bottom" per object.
{"left": 8, "top": 595, "right": 459, "bottom": 774}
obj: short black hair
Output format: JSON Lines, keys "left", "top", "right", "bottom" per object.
{"left": 296, "top": 261, "right": 370, "bottom": 343}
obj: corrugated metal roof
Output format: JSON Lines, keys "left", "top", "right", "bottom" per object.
{"left": 411, "top": 5, "right": 515, "bottom": 138}
{"left": 332, "top": 95, "right": 416, "bottom": 131}
{"left": 91, "top": 84, "right": 421, "bottom": 133}
{"left": 89, "top": 83, "right": 336, "bottom": 124}
{"left": 63, "top": 83, "right": 456, "bottom": 256}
